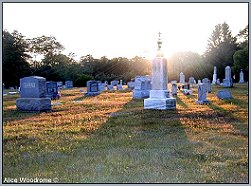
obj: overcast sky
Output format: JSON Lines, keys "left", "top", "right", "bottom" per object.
{"left": 3, "top": 3, "right": 248, "bottom": 60}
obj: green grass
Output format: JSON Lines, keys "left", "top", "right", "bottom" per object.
{"left": 3, "top": 83, "right": 248, "bottom": 183}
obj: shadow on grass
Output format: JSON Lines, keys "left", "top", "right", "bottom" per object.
{"left": 71, "top": 99, "right": 204, "bottom": 183}
{"left": 207, "top": 102, "right": 248, "bottom": 137}
{"left": 3, "top": 109, "right": 42, "bottom": 123}
{"left": 175, "top": 96, "right": 188, "bottom": 108}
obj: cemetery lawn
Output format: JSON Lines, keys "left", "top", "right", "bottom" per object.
{"left": 3, "top": 84, "right": 248, "bottom": 183}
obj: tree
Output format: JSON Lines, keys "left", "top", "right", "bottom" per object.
{"left": 203, "top": 22, "right": 237, "bottom": 80}
{"left": 3, "top": 30, "right": 31, "bottom": 87}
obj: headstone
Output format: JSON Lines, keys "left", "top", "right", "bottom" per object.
{"left": 183, "top": 89, "right": 193, "bottom": 95}
{"left": 117, "top": 84, "right": 123, "bottom": 91}
{"left": 127, "top": 81, "right": 135, "bottom": 90}
{"left": 133, "top": 76, "right": 151, "bottom": 99}
{"left": 46, "top": 81, "right": 60, "bottom": 100}
{"left": 182, "top": 83, "right": 190, "bottom": 90}
{"left": 119, "top": 80, "right": 123, "bottom": 85}
{"left": 107, "top": 85, "right": 114, "bottom": 90}
{"left": 196, "top": 83, "right": 209, "bottom": 104}
{"left": 239, "top": 69, "right": 245, "bottom": 83}
{"left": 188, "top": 77, "right": 195, "bottom": 84}
{"left": 16, "top": 76, "right": 51, "bottom": 111}
{"left": 171, "top": 82, "right": 177, "bottom": 96}
{"left": 57, "top": 81, "right": 63, "bottom": 88}
{"left": 144, "top": 33, "right": 176, "bottom": 110}
{"left": 216, "top": 79, "right": 220, "bottom": 85}
{"left": 217, "top": 90, "right": 233, "bottom": 100}
{"left": 179, "top": 72, "right": 185, "bottom": 84}
{"left": 111, "top": 80, "right": 119, "bottom": 86}
{"left": 65, "top": 80, "right": 73, "bottom": 88}
{"left": 198, "top": 80, "right": 202, "bottom": 84}
{"left": 222, "top": 66, "right": 233, "bottom": 87}
{"left": 202, "top": 78, "right": 212, "bottom": 93}
{"left": 85, "top": 80, "right": 100, "bottom": 96}
{"left": 212, "top": 66, "right": 217, "bottom": 84}
{"left": 98, "top": 81, "right": 106, "bottom": 91}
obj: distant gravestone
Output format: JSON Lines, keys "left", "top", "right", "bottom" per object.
{"left": 222, "top": 66, "right": 233, "bottom": 87}
{"left": 171, "top": 82, "right": 177, "bottom": 96}
{"left": 212, "top": 66, "right": 217, "bottom": 84}
{"left": 183, "top": 89, "right": 193, "bottom": 95}
{"left": 107, "top": 84, "right": 114, "bottom": 90}
{"left": 127, "top": 81, "right": 135, "bottom": 90}
{"left": 202, "top": 78, "right": 212, "bottom": 93}
{"left": 133, "top": 76, "right": 151, "bottom": 99}
{"left": 111, "top": 80, "right": 119, "bottom": 86}
{"left": 217, "top": 90, "right": 233, "bottom": 100}
{"left": 98, "top": 82, "right": 106, "bottom": 91}
{"left": 188, "top": 77, "right": 195, "bottom": 85}
{"left": 57, "top": 81, "right": 63, "bottom": 88}
{"left": 196, "top": 83, "right": 209, "bottom": 104}
{"left": 198, "top": 80, "right": 202, "bottom": 84}
{"left": 239, "top": 69, "right": 245, "bottom": 83}
{"left": 85, "top": 80, "right": 100, "bottom": 96}
{"left": 117, "top": 84, "right": 123, "bottom": 91}
{"left": 65, "top": 80, "right": 73, "bottom": 88}
{"left": 16, "top": 76, "right": 51, "bottom": 111}
{"left": 216, "top": 79, "right": 221, "bottom": 85}
{"left": 46, "top": 81, "right": 60, "bottom": 100}
{"left": 179, "top": 72, "right": 185, "bottom": 84}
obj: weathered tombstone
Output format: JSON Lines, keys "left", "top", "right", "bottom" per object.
{"left": 171, "top": 81, "right": 177, "bottom": 96}
{"left": 183, "top": 89, "right": 193, "bottom": 95}
{"left": 239, "top": 69, "right": 245, "bottom": 83}
{"left": 222, "top": 66, "right": 233, "bottom": 87}
{"left": 217, "top": 90, "right": 233, "bottom": 100}
{"left": 196, "top": 83, "right": 209, "bottom": 104}
{"left": 65, "top": 80, "right": 73, "bottom": 88}
{"left": 212, "top": 66, "right": 217, "bottom": 84}
{"left": 202, "top": 78, "right": 212, "bottom": 93}
{"left": 188, "top": 77, "right": 195, "bottom": 85}
{"left": 98, "top": 81, "right": 106, "bottom": 91}
{"left": 216, "top": 79, "right": 221, "bottom": 85}
{"left": 144, "top": 33, "right": 176, "bottom": 109}
{"left": 107, "top": 85, "right": 114, "bottom": 90}
{"left": 57, "top": 81, "right": 63, "bottom": 88}
{"left": 198, "top": 80, "right": 202, "bottom": 84}
{"left": 16, "top": 76, "right": 51, "bottom": 111}
{"left": 85, "top": 80, "right": 100, "bottom": 96}
{"left": 133, "top": 76, "right": 151, "bottom": 99}
{"left": 46, "top": 81, "right": 60, "bottom": 100}
{"left": 179, "top": 72, "right": 185, "bottom": 84}
{"left": 127, "top": 81, "right": 135, "bottom": 90}
{"left": 117, "top": 84, "right": 123, "bottom": 91}
{"left": 111, "top": 80, "right": 119, "bottom": 86}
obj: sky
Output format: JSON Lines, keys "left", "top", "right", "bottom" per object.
{"left": 3, "top": 3, "right": 248, "bottom": 60}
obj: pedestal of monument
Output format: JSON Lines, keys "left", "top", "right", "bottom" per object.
{"left": 16, "top": 98, "right": 51, "bottom": 111}
{"left": 144, "top": 56, "right": 176, "bottom": 110}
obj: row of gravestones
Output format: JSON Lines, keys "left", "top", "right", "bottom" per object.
{"left": 15, "top": 76, "right": 75, "bottom": 111}
{"left": 180, "top": 66, "right": 245, "bottom": 87}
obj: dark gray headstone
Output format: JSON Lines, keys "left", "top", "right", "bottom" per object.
{"left": 217, "top": 90, "right": 233, "bottom": 100}
{"left": 46, "top": 81, "right": 60, "bottom": 100}
{"left": 86, "top": 80, "right": 100, "bottom": 96}
{"left": 20, "top": 76, "right": 46, "bottom": 98}
{"left": 65, "top": 80, "right": 73, "bottom": 88}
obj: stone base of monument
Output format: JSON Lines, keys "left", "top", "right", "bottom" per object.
{"left": 16, "top": 98, "right": 51, "bottom": 111}
{"left": 144, "top": 97, "right": 176, "bottom": 110}
{"left": 222, "top": 79, "right": 233, "bottom": 87}
{"left": 133, "top": 90, "right": 150, "bottom": 99}
{"left": 85, "top": 92, "right": 100, "bottom": 96}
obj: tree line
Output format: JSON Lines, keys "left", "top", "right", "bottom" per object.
{"left": 3, "top": 22, "right": 248, "bottom": 88}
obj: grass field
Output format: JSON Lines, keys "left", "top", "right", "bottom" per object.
{"left": 2, "top": 83, "right": 248, "bottom": 183}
